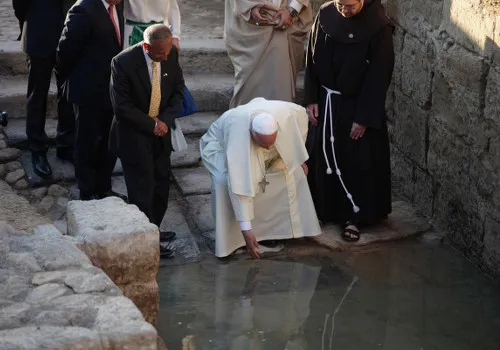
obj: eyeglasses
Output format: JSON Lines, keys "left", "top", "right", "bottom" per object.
{"left": 334, "top": 1, "right": 361, "bottom": 11}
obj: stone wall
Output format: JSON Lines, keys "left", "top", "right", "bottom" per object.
{"left": 381, "top": 0, "right": 500, "bottom": 277}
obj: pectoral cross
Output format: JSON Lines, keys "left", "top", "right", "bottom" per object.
{"left": 259, "top": 177, "right": 270, "bottom": 193}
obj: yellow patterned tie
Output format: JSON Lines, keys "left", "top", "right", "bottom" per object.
{"left": 148, "top": 61, "right": 161, "bottom": 118}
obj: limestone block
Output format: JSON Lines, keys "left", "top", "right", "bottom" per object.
{"left": 14, "top": 179, "right": 28, "bottom": 190}
{"left": 64, "top": 271, "right": 115, "bottom": 294}
{"left": 5, "top": 160, "right": 22, "bottom": 172}
{"left": 385, "top": 0, "right": 443, "bottom": 36}
{"left": 48, "top": 184, "right": 69, "bottom": 197}
{"left": 0, "top": 148, "right": 21, "bottom": 163}
{"left": 432, "top": 183, "right": 485, "bottom": 261}
{"left": 37, "top": 195, "right": 55, "bottom": 214}
{"left": 390, "top": 145, "right": 414, "bottom": 201}
{"left": 172, "top": 166, "right": 212, "bottom": 195}
{"left": 32, "top": 271, "right": 66, "bottom": 285}
{"left": 432, "top": 42, "right": 487, "bottom": 150}
{"left": 413, "top": 168, "right": 434, "bottom": 218}
{"left": 400, "top": 35, "right": 434, "bottom": 108}
{"left": 442, "top": 0, "right": 497, "bottom": 58}
{"left": 93, "top": 297, "right": 157, "bottom": 349}
{"left": 6, "top": 252, "right": 42, "bottom": 273}
{"left": 312, "top": 201, "right": 431, "bottom": 250}
{"left": 0, "top": 326, "right": 103, "bottom": 350}
{"left": 483, "top": 216, "right": 500, "bottom": 277}
{"left": 67, "top": 197, "right": 160, "bottom": 325}
{"left": 485, "top": 65, "right": 500, "bottom": 127}
{"left": 25, "top": 283, "right": 72, "bottom": 304}
{"left": 118, "top": 281, "right": 159, "bottom": 326}
{"left": 186, "top": 194, "right": 215, "bottom": 232}
{"left": 5, "top": 168, "right": 25, "bottom": 184}
{"left": 31, "top": 187, "right": 48, "bottom": 199}
{"left": 0, "top": 302, "right": 31, "bottom": 330}
{"left": 0, "top": 274, "right": 31, "bottom": 301}
{"left": 392, "top": 92, "right": 429, "bottom": 168}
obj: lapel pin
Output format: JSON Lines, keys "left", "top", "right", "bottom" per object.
{"left": 163, "top": 73, "right": 168, "bottom": 77}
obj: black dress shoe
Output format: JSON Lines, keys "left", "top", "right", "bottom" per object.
{"left": 56, "top": 148, "right": 74, "bottom": 163}
{"left": 159, "top": 231, "right": 176, "bottom": 242}
{"left": 98, "top": 190, "right": 128, "bottom": 202}
{"left": 32, "top": 153, "right": 52, "bottom": 179}
{"left": 160, "top": 245, "right": 174, "bottom": 259}
{"left": 80, "top": 193, "right": 99, "bottom": 200}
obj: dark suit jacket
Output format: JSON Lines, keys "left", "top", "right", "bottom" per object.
{"left": 13, "top": 0, "right": 65, "bottom": 58}
{"left": 109, "top": 43, "right": 185, "bottom": 163}
{"left": 56, "top": 0, "right": 124, "bottom": 109}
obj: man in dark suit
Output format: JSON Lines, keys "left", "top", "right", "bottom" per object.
{"left": 110, "top": 24, "right": 184, "bottom": 258}
{"left": 57, "top": 0, "right": 126, "bottom": 200}
{"left": 13, "top": 0, "right": 76, "bottom": 178}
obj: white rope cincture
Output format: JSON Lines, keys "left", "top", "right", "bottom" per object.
{"left": 321, "top": 85, "right": 360, "bottom": 214}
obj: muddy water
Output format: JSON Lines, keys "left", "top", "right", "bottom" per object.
{"left": 157, "top": 237, "right": 500, "bottom": 350}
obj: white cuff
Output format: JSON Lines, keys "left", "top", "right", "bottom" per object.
{"left": 289, "top": 0, "right": 303, "bottom": 13}
{"left": 240, "top": 221, "right": 252, "bottom": 231}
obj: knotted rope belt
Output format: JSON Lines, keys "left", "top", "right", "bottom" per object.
{"left": 321, "top": 85, "right": 360, "bottom": 214}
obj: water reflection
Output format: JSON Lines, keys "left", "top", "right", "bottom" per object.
{"left": 157, "top": 241, "right": 500, "bottom": 350}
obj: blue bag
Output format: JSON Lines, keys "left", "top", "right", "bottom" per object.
{"left": 179, "top": 86, "right": 197, "bottom": 117}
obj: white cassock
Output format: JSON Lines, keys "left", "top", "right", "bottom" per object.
{"left": 200, "top": 98, "right": 321, "bottom": 257}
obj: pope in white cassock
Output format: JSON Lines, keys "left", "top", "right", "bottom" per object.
{"left": 200, "top": 98, "right": 321, "bottom": 259}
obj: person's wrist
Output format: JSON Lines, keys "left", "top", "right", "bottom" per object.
{"left": 287, "top": 6, "right": 298, "bottom": 17}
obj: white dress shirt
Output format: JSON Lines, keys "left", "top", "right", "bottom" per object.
{"left": 125, "top": 0, "right": 181, "bottom": 39}
{"left": 142, "top": 46, "right": 161, "bottom": 84}
{"left": 101, "top": 0, "right": 120, "bottom": 35}
{"left": 269, "top": 0, "right": 303, "bottom": 13}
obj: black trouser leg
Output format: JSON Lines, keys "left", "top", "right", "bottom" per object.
{"left": 95, "top": 109, "right": 117, "bottom": 194}
{"left": 151, "top": 138, "right": 171, "bottom": 227}
{"left": 122, "top": 137, "right": 171, "bottom": 227}
{"left": 55, "top": 70, "right": 75, "bottom": 152}
{"left": 73, "top": 104, "right": 116, "bottom": 197}
{"left": 26, "top": 55, "right": 53, "bottom": 154}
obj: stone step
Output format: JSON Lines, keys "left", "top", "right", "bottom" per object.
{"left": 0, "top": 39, "right": 233, "bottom": 76}
{"left": 19, "top": 136, "right": 201, "bottom": 188}
{"left": 171, "top": 166, "right": 211, "bottom": 196}
{"left": 2, "top": 111, "right": 219, "bottom": 148}
{"left": 0, "top": 73, "right": 234, "bottom": 119}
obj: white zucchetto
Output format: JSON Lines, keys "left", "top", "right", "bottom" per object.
{"left": 251, "top": 112, "right": 278, "bottom": 135}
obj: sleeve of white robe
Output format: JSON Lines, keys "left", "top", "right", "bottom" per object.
{"left": 228, "top": 191, "right": 255, "bottom": 224}
{"left": 165, "top": 0, "right": 181, "bottom": 39}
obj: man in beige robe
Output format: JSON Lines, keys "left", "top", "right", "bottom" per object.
{"left": 225, "top": 0, "right": 312, "bottom": 107}
{"left": 200, "top": 98, "right": 321, "bottom": 258}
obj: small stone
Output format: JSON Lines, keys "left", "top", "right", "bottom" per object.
{"left": 0, "top": 140, "right": 7, "bottom": 149}
{"left": 0, "top": 164, "right": 5, "bottom": 178}
{"left": 64, "top": 272, "right": 111, "bottom": 294}
{"left": 5, "top": 161, "right": 22, "bottom": 172}
{"left": 5, "top": 169, "right": 25, "bottom": 184}
{"left": 38, "top": 196, "right": 55, "bottom": 214}
{"left": 53, "top": 219, "right": 68, "bottom": 235}
{"left": 31, "top": 187, "right": 48, "bottom": 199}
{"left": 25, "top": 283, "right": 70, "bottom": 304}
{"left": 57, "top": 197, "right": 69, "bottom": 208}
{"left": 14, "top": 179, "right": 28, "bottom": 190}
{"left": 0, "top": 148, "right": 21, "bottom": 163}
{"left": 32, "top": 271, "right": 66, "bottom": 286}
{"left": 48, "top": 184, "right": 69, "bottom": 197}
{"left": 7, "top": 252, "right": 42, "bottom": 272}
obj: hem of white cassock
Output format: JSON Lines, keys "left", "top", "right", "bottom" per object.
{"left": 211, "top": 167, "right": 322, "bottom": 258}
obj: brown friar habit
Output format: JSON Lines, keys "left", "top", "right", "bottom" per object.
{"left": 304, "top": 0, "right": 394, "bottom": 226}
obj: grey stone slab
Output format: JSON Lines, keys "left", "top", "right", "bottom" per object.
{"left": 3, "top": 113, "right": 215, "bottom": 147}
{"left": 171, "top": 136, "right": 201, "bottom": 168}
{"left": 185, "top": 194, "right": 215, "bottom": 232}
{"left": 0, "top": 38, "right": 231, "bottom": 75}
{"left": 312, "top": 201, "right": 431, "bottom": 251}
{"left": 160, "top": 200, "right": 200, "bottom": 260}
{"left": 172, "top": 166, "right": 211, "bottom": 196}
{"left": 0, "top": 147, "right": 21, "bottom": 163}
{"left": 20, "top": 148, "right": 123, "bottom": 188}
{"left": 185, "top": 73, "right": 233, "bottom": 112}
{"left": 3, "top": 118, "right": 57, "bottom": 147}
{"left": 0, "top": 180, "right": 51, "bottom": 231}
{"left": 177, "top": 111, "right": 219, "bottom": 135}
{"left": 0, "top": 75, "right": 57, "bottom": 119}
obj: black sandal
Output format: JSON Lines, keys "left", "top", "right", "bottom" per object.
{"left": 341, "top": 222, "right": 360, "bottom": 242}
